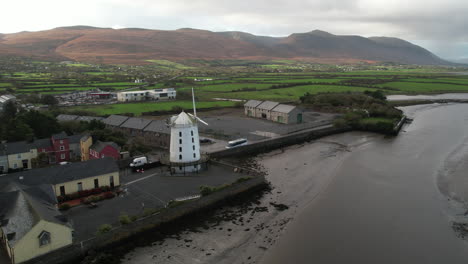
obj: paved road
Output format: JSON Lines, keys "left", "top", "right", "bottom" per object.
{"left": 65, "top": 164, "right": 246, "bottom": 241}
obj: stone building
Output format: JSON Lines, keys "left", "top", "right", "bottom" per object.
{"left": 244, "top": 100, "right": 303, "bottom": 124}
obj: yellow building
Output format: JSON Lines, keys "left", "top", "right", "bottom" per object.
{"left": 80, "top": 135, "right": 93, "bottom": 161}
{"left": 0, "top": 184, "right": 73, "bottom": 264}
{"left": 5, "top": 141, "right": 37, "bottom": 170}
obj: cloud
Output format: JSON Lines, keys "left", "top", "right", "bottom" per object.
{"left": 0, "top": 0, "right": 467, "bottom": 59}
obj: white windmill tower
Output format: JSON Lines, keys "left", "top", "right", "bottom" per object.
{"left": 169, "top": 88, "right": 208, "bottom": 173}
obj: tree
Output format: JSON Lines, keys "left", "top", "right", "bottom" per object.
{"left": 41, "top": 95, "right": 59, "bottom": 106}
{"left": 19, "top": 110, "right": 61, "bottom": 138}
{"left": 3, "top": 119, "right": 34, "bottom": 141}
{"left": 1, "top": 101, "right": 17, "bottom": 121}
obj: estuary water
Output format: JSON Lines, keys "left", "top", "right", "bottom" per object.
{"left": 123, "top": 103, "right": 468, "bottom": 264}
{"left": 388, "top": 93, "right": 468, "bottom": 101}
{"left": 262, "top": 103, "right": 468, "bottom": 264}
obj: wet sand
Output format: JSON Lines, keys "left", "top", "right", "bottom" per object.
{"left": 122, "top": 103, "right": 468, "bottom": 264}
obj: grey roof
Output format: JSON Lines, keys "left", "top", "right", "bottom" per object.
{"left": 52, "top": 131, "right": 68, "bottom": 140}
{"left": 2, "top": 157, "right": 119, "bottom": 186}
{"left": 76, "top": 116, "right": 104, "bottom": 122}
{"left": 0, "top": 183, "right": 69, "bottom": 247}
{"left": 244, "top": 100, "right": 263, "bottom": 108}
{"left": 103, "top": 115, "right": 129, "bottom": 127}
{"left": 91, "top": 141, "right": 121, "bottom": 153}
{"left": 4, "top": 141, "right": 34, "bottom": 155}
{"left": 80, "top": 135, "right": 91, "bottom": 142}
{"left": 143, "top": 120, "right": 170, "bottom": 134}
{"left": 33, "top": 138, "right": 52, "bottom": 149}
{"left": 67, "top": 134, "right": 83, "bottom": 144}
{"left": 120, "top": 117, "right": 152, "bottom": 130}
{"left": 256, "top": 101, "right": 280, "bottom": 111}
{"left": 56, "top": 114, "right": 79, "bottom": 122}
{"left": 271, "top": 104, "right": 298, "bottom": 114}
{"left": 0, "top": 144, "right": 6, "bottom": 156}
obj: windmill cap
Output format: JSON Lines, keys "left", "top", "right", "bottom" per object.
{"left": 171, "top": 111, "right": 196, "bottom": 127}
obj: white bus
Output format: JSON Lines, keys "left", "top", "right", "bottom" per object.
{"left": 226, "top": 138, "right": 248, "bottom": 149}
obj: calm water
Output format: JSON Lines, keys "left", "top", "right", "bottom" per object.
{"left": 262, "top": 103, "right": 468, "bottom": 264}
{"left": 388, "top": 93, "right": 468, "bottom": 101}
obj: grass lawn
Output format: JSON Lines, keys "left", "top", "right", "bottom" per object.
{"left": 68, "top": 100, "right": 238, "bottom": 116}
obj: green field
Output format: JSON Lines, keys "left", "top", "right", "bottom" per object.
{"left": 68, "top": 100, "right": 238, "bottom": 115}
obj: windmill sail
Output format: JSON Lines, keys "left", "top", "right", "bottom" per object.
{"left": 190, "top": 88, "right": 208, "bottom": 125}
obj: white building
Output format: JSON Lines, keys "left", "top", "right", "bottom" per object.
{"left": 116, "top": 88, "right": 176, "bottom": 102}
{"left": 169, "top": 112, "right": 201, "bottom": 173}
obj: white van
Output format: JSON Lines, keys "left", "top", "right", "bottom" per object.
{"left": 130, "top": 156, "right": 148, "bottom": 167}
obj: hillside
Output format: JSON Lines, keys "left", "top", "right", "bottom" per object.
{"left": 0, "top": 26, "right": 451, "bottom": 65}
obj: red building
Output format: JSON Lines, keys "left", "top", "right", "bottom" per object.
{"left": 35, "top": 132, "right": 74, "bottom": 163}
{"left": 89, "top": 141, "right": 121, "bottom": 160}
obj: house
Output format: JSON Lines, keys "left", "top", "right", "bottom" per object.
{"left": 255, "top": 101, "right": 280, "bottom": 120}
{"left": 3, "top": 157, "right": 120, "bottom": 197}
{"left": 270, "top": 104, "right": 303, "bottom": 124}
{"left": 89, "top": 141, "right": 121, "bottom": 160}
{"left": 0, "top": 183, "right": 73, "bottom": 264}
{"left": 102, "top": 115, "right": 129, "bottom": 130}
{"left": 244, "top": 100, "right": 263, "bottom": 117}
{"left": 4, "top": 141, "right": 37, "bottom": 171}
{"left": 0, "top": 144, "right": 8, "bottom": 174}
{"left": 35, "top": 132, "right": 83, "bottom": 164}
{"left": 116, "top": 88, "right": 176, "bottom": 102}
{"left": 80, "top": 135, "right": 92, "bottom": 161}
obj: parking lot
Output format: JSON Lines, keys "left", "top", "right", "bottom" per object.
{"left": 65, "top": 164, "right": 248, "bottom": 241}
{"left": 198, "top": 109, "right": 337, "bottom": 142}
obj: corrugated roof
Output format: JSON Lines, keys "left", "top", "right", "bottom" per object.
{"left": 143, "top": 120, "right": 170, "bottom": 134}
{"left": 76, "top": 116, "right": 104, "bottom": 122}
{"left": 271, "top": 104, "right": 298, "bottom": 114}
{"left": 120, "top": 117, "right": 152, "bottom": 130}
{"left": 103, "top": 115, "right": 130, "bottom": 127}
{"left": 56, "top": 114, "right": 79, "bottom": 122}
{"left": 244, "top": 100, "right": 263, "bottom": 108}
{"left": 52, "top": 132, "right": 68, "bottom": 140}
{"left": 256, "top": 101, "right": 280, "bottom": 111}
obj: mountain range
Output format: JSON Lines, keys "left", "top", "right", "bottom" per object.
{"left": 0, "top": 26, "right": 451, "bottom": 65}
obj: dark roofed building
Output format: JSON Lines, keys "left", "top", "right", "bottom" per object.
{"left": 76, "top": 116, "right": 104, "bottom": 122}
{"left": 119, "top": 117, "right": 152, "bottom": 136}
{"left": 56, "top": 114, "right": 79, "bottom": 122}
{"left": 1, "top": 157, "right": 120, "bottom": 199}
{"left": 103, "top": 115, "right": 129, "bottom": 128}
{"left": 142, "top": 120, "right": 171, "bottom": 149}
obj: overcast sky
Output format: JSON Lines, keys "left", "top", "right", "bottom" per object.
{"left": 1, "top": 0, "right": 467, "bottom": 59}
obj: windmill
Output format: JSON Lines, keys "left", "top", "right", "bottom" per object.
{"left": 169, "top": 88, "right": 208, "bottom": 173}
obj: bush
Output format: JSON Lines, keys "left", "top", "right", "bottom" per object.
{"left": 130, "top": 215, "right": 138, "bottom": 222}
{"left": 199, "top": 185, "right": 216, "bottom": 196}
{"left": 104, "top": 192, "right": 115, "bottom": 199}
{"left": 57, "top": 196, "right": 65, "bottom": 203}
{"left": 119, "top": 214, "right": 132, "bottom": 225}
{"left": 143, "top": 208, "right": 159, "bottom": 217}
{"left": 97, "top": 224, "right": 112, "bottom": 235}
{"left": 235, "top": 176, "right": 252, "bottom": 183}
{"left": 59, "top": 203, "right": 71, "bottom": 211}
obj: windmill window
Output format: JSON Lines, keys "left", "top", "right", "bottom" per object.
{"left": 179, "top": 132, "right": 182, "bottom": 137}
{"left": 193, "top": 145, "right": 195, "bottom": 150}
{"left": 192, "top": 138, "right": 194, "bottom": 143}
{"left": 38, "top": 231, "right": 51, "bottom": 247}
{"left": 179, "top": 155, "right": 182, "bottom": 160}
{"left": 193, "top": 153, "right": 196, "bottom": 158}
{"left": 179, "top": 147, "right": 182, "bottom": 152}
{"left": 179, "top": 139, "right": 182, "bottom": 144}
{"left": 191, "top": 130, "right": 194, "bottom": 136}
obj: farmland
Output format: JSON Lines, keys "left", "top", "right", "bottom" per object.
{"left": 1, "top": 58, "right": 468, "bottom": 116}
